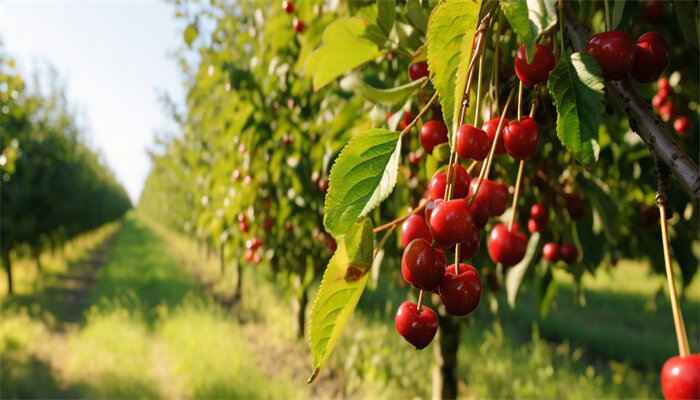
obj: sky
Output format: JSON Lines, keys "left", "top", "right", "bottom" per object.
{"left": 0, "top": 0, "right": 186, "bottom": 204}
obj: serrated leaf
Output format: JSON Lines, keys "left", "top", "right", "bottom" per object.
{"left": 502, "top": 0, "right": 557, "bottom": 63}
{"left": 407, "top": 0, "right": 428, "bottom": 34}
{"left": 546, "top": 52, "right": 604, "bottom": 164}
{"left": 324, "top": 129, "right": 401, "bottom": 236}
{"left": 377, "top": 0, "right": 396, "bottom": 37}
{"left": 506, "top": 232, "right": 540, "bottom": 308}
{"left": 426, "top": 0, "right": 482, "bottom": 135}
{"left": 361, "top": 77, "right": 427, "bottom": 104}
{"left": 308, "top": 219, "right": 374, "bottom": 382}
{"left": 611, "top": 0, "right": 625, "bottom": 29}
{"left": 306, "top": 17, "right": 383, "bottom": 91}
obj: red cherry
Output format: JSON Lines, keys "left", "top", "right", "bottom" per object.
{"left": 233, "top": 169, "right": 242, "bottom": 181}
{"left": 239, "top": 143, "right": 247, "bottom": 153}
{"left": 661, "top": 354, "right": 700, "bottom": 400}
{"left": 631, "top": 32, "right": 670, "bottom": 83}
{"left": 395, "top": 301, "right": 438, "bottom": 349}
{"left": 640, "top": 205, "right": 660, "bottom": 227}
{"left": 244, "top": 248, "right": 255, "bottom": 262}
{"left": 439, "top": 264, "right": 482, "bottom": 316}
{"left": 458, "top": 227, "right": 480, "bottom": 261}
{"left": 420, "top": 120, "right": 449, "bottom": 154}
{"left": 566, "top": 193, "right": 587, "bottom": 220}
{"left": 674, "top": 116, "right": 691, "bottom": 137}
{"left": 643, "top": 0, "right": 664, "bottom": 24}
{"left": 401, "top": 214, "right": 433, "bottom": 248}
{"left": 652, "top": 89, "right": 669, "bottom": 107}
{"left": 429, "top": 199, "right": 474, "bottom": 249}
{"left": 658, "top": 102, "right": 678, "bottom": 123}
{"left": 560, "top": 244, "right": 579, "bottom": 264}
{"left": 657, "top": 77, "right": 670, "bottom": 91}
{"left": 428, "top": 165, "right": 471, "bottom": 201}
{"left": 424, "top": 199, "right": 443, "bottom": 222}
{"left": 542, "top": 242, "right": 560, "bottom": 262}
{"left": 456, "top": 124, "right": 490, "bottom": 161}
{"left": 469, "top": 199, "right": 490, "bottom": 229}
{"left": 327, "top": 235, "right": 337, "bottom": 251}
{"left": 482, "top": 117, "right": 510, "bottom": 155}
{"left": 514, "top": 44, "right": 556, "bottom": 87}
{"left": 253, "top": 253, "right": 261, "bottom": 264}
{"left": 528, "top": 218, "right": 546, "bottom": 234}
{"left": 408, "top": 151, "right": 422, "bottom": 165}
{"left": 282, "top": 0, "right": 294, "bottom": 13}
{"left": 244, "top": 175, "right": 252, "bottom": 185}
{"left": 468, "top": 178, "right": 508, "bottom": 217}
{"left": 283, "top": 133, "right": 294, "bottom": 147}
{"left": 400, "top": 110, "right": 414, "bottom": 131}
{"left": 263, "top": 217, "right": 274, "bottom": 230}
{"left": 530, "top": 203, "right": 548, "bottom": 224}
{"left": 401, "top": 238, "right": 447, "bottom": 291}
{"left": 318, "top": 178, "right": 329, "bottom": 193}
{"left": 237, "top": 213, "right": 247, "bottom": 223}
{"left": 584, "top": 31, "right": 635, "bottom": 81}
{"left": 293, "top": 18, "right": 306, "bottom": 33}
{"left": 488, "top": 223, "right": 528, "bottom": 267}
{"left": 409, "top": 60, "right": 429, "bottom": 81}
{"left": 504, "top": 117, "right": 539, "bottom": 160}
{"left": 285, "top": 222, "right": 294, "bottom": 233}
{"left": 246, "top": 237, "right": 264, "bottom": 250}
{"left": 239, "top": 221, "right": 249, "bottom": 233}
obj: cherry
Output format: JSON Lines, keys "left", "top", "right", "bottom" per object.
{"left": 282, "top": 0, "right": 294, "bottom": 13}
{"left": 542, "top": 242, "right": 560, "bottom": 262}
{"left": 528, "top": 218, "right": 546, "bottom": 234}
{"left": 653, "top": 90, "right": 669, "bottom": 107}
{"left": 504, "top": 117, "right": 539, "bottom": 160}
{"left": 293, "top": 18, "right": 306, "bottom": 33}
{"left": 468, "top": 178, "right": 508, "bottom": 217}
{"left": 560, "top": 244, "right": 579, "bottom": 264}
{"left": 674, "top": 116, "right": 691, "bottom": 137}
{"left": 530, "top": 203, "right": 549, "bottom": 225}
{"left": 631, "top": 32, "right": 670, "bottom": 83}
{"left": 244, "top": 175, "right": 252, "bottom": 185}
{"left": 409, "top": 60, "right": 429, "bottom": 81}
{"left": 420, "top": 120, "right": 449, "bottom": 154}
{"left": 239, "top": 221, "right": 249, "bottom": 233}
{"left": 239, "top": 143, "right": 247, "bottom": 153}
{"left": 643, "top": 0, "right": 664, "bottom": 25}
{"left": 439, "top": 264, "right": 482, "bottom": 316}
{"left": 424, "top": 199, "right": 443, "bottom": 222}
{"left": 246, "top": 237, "right": 264, "bottom": 250}
{"left": 514, "top": 44, "right": 556, "bottom": 87}
{"left": 395, "top": 301, "right": 438, "bottom": 349}
{"left": 640, "top": 204, "right": 660, "bottom": 227}
{"left": 318, "top": 178, "right": 329, "bottom": 193}
{"left": 566, "top": 193, "right": 587, "bottom": 220}
{"left": 233, "top": 169, "right": 242, "bottom": 181}
{"left": 401, "top": 214, "right": 433, "bottom": 248}
{"left": 283, "top": 133, "right": 294, "bottom": 147}
{"left": 327, "top": 235, "right": 337, "bottom": 251}
{"left": 401, "top": 238, "right": 447, "bottom": 291}
{"left": 428, "top": 199, "right": 474, "bottom": 249}
{"left": 488, "top": 223, "right": 528, "bottom": 267}
{"left": 285, "top": 222, "right": 294, "bottom": 233}
{"left": 253, "top": 253, "right": 261, "bottom": 264}
{"left": 469, "top": 200, "right": 490, "bottom": 229}
{"left": 400, "top": 110, "right": 414, "bottom": 131}
{"left": 244, "top": 248, "right": 255, "bottom": 262}
{"left": 237, "top": 213, "right": 247, "bottom": 223}
{"left": 584, "top": 31, "right": 635, "bottom": 81}
{"left": 482, "top": 117, "right": 510, "bottom": 155}
{"left": 661, "top": 354, "right": 700, "bottom": 400}
{"left": 428, "top": 165, "right": 471, "bottom": 200}
{"left": 658, "top": 102, "right": 678, "bottom": 123}
{"left": 658, "top": 77, "right": 670, "bottom": 91}
{"left": 456, "top": 124, "right": 490, "bottom": 161}
{"left": 263, "top": 217, "right": 274, "bottom": 230}
{"left": 408, "top": 151, "right": 422, "bottom": 165}
{"left": 459, "top": 227, "right": 480, "bottom": 261}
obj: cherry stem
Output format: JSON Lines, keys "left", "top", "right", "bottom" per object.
{"left": 468, "top": 88, "right": 516, "bottom": 207}
{"left": 417, "top": 290, "right": 425, "bottom": 312}
{"left": 474, "top": 51, "right": 484, "bottom": 127}
{"left": 454, "top": 244, "right": 461, "bottom": 275}
{"left": 509, "top": 161, "right": 525, "bottom": 231}
{"left": 658, "top": 200, "right": 691, "bottom": 357}
{"left": 399, "top": 91, "right": 439, "bottom": 140}
{"left": 517, "top": 81, "right": 523, "bottom": 121}
{"left": 373, "top": 224, "right": 397, "bottom": 259}
{"left": 373, "top": 200, "right": 428, "bottom": 233}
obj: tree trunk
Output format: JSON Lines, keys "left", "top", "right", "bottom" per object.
{"left": 433, "top": 313, "right": 460, "bottom": 400}
{"left": 2, "top": 252, "right": 12, "bottom": 295}
{"left": 219, "top": 242, "right": 225, "bottom": 277}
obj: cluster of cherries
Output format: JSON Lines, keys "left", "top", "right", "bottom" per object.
{"left": 282, "top": 1, "right": 306, "bottom": 33}
{"left": 652, "top": 77, "right": 691, "bottom": 137}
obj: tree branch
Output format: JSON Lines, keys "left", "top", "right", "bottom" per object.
{"left": 561, "top": 3, "right": 700, "bottom": 201}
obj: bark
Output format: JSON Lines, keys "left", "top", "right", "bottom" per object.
{"left": 2, "top": 251, "right": 12, "bottom": 295}
{"left": 561, "top": 2, "right": 700, "bottom": 201}
{"left": 432, "top": 313, "right": 460, "bottom": 400}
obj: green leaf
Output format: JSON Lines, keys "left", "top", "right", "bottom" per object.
{"left": 406, "top": 0, "right": 428, "bottom": 34}
{"left": 377, "top": 0, "right": 396, "bottom": 37}
{"left": 506, "top": 232, "right": 540, "bottom": 308}
{"left": 546, "top": 52, "right": 604, "bottom": 164}
{"left": 184, "top": 23, "right": 198, "bottom": 47}
{"left": 306, "top": 17, "right": 383, "bottom": 91}
{"left": 611, "top": 0, "right": 625, "bottom": 29}
{"left": 502, "top": 0, "right": 557, "bottom": 63}
{"left": 308, "top": 218, "right": 374, "bottom": 382}
{"left": 324, "top": 129, "right": 401, "bottom": 236}
{"left": 537, "top": 264, "right": 557, "bottom": 317}
{"left": 426, "top": 0, "right": 482, "bottom": 134}
{"left": 361, "top": 77, "right": 427, "bottom": 104}
{"left": 674, "top": 1, "right": 699, "bottom": 48}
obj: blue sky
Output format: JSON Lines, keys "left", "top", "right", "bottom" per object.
{"left": 0, "top": 0, "right": 186, "bottom": 204}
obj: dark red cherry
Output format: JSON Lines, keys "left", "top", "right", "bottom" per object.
{"left": 401, "top": 238, "right": 447, "bottom": 291}
{"left": 560, "top": 244, "right": 579, "bottom": 264}
{"left": 488, "top": 223, "right": 528, "bottom": 267}
{"left": 424, "top": 198, "right": 443, "bottom": 222}
{"left": 428, "top": 199, "right": 474, "bottom": 248}
{"left": 585, "top": 31, "right": 635, "bottom": 81}
{"left": 263, "top": 217, "right": 274, "bottom": 230}
{"left": 400, "top": 110, "right": 414, "bottom": 130}
{"left": 514, "top": 44, "right": 556, "bottom": 87}
{"left": 674, "top": 116, "right": 691, "bottom": 137}
{"left": 409, "top": 60, "right": 429, "bottom": 81}
{"left": 468, "top": 178, "right": 508, "bottom": 217}
{"left": 658, "top": 102, "right": 678, "bottom": 123}
{"left": 469, "top": 199, "right": 490, "bottom": 229}
{"left": 233, "top": 169, "right": 242, "bottom": 181}
{"left": 239, "top": 221, "right": 249, "bottom": 233}
{"left": 504, "top": 117, "right": 539, "bottom": 160}
{"left": 528, "top": 218, "right": 546, "bottom": 234}
{"left": 244, "top": 248, "right": 255, "bottom": 262}
{"left": 530, "top": 203, "right": 548, "bottom": 224}
{"left": 456, "top": 124, "right": 490, "bottom": 161}
{"left": 482, "top": 117, "right": 510, "bottom": 155}
{"left": 439, "top": 264, "right": 482, "bottom": 316}
{"left": 542, "top": 242, "right": 560, "bottom": 262}
{"left": 566, "top": 193, "right": 587, "bottom": 220}
{"left": 327, "top": 235, "right": 337, "bottom": 251}
{"left": 293, "top": 18, "right": 306, "bottom": 33}
{"left": 631, "top": 32, "right": 669, "bottom": 83}
{"left": 408, "top": 151, "right": 422, "bottom": 165}
{"left": 643, "top": 0, "right": 664, "bottom": 25}
{"left": 395, "top": 301, "right": 438, "bottom": 349}
{"left": 661, "top": 354, "right": 700, "bottom": 400}
{"left": 401, "top": 214, "right": 433, "bottom": 248}
{"left": 420, "top": 120, "right": 449, "bottom": 154}
{"left": 652, "top": 89, "right": 669, "bottom": 107}
{"left": 640, "top": 204, "right": 660, "bottom": 227}
{"left": 458, "top": 226, "right": 480, "bottom": 260}
{"left": 428, "top": 165, "right": 471, "bottom": 200}
{"left": 282, "top": 0, "right": 294, "bottom": 13}
{"left": 318, "top": 178, "right": 329, "bottom": 193}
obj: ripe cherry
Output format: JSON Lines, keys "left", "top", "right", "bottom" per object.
{"left": 409, "top": 60, "right": 429, "bottom": 81}
{"left": 429, "top": 199, "right": 474, "bottom": 249}
{"left": 246, "top": 237, "right": 264, "bottom": 250}
{"left": 424, "top": 198, "right": 443, "bottom": 222}
{"left": 285, "top": 222, "right": 294, "bottom": 233}
{"left": 244, "top": 248, "right": 255, "bottom": 262}
{"left": 239, "top": 221, "right": 249, "bottom": 233}
{"left": 514, "top": 44, "right": 556, "bottom": 87}
{"left": 542, "top": 242, "right": 560, "bottom": 262}
{"left": 428, "top": 165, "right": 470, "bottom": 200}
{"left": 643, "top": 0, "right": 664, "bottom": 25}
{"left": 469, "top": 200, "right": 490, "bottom": 229}
{"left": 657, "top": 77, "right": 670, "bottom": 91}
{"left": 233, "top": 169, "right": 242, "bottom": 181}
{"left": 293, "top": 18, "right": 306, "bottom": 33}
{"left": 283, "top": 133, "right": 294, "bottom": 147}
{"left": 482, "top": 117, "right": 510, "bottom": 155}
{"left": 658, "top": 102, "right": 678, "bottom": 123}
{"left": 401, "top": 238, "right": 447, "bottom": 291}
{"left": 263, "top": 217, "right": 274, "bottom": 230}
{"left": 439, "top": 264, "right": 482, "bottom": 316}
{"left": 566, "top": 193, "right": 587, "bottom": 220}
{"left": 488, "top": 223, "right": 528, "bottom": 267}
{"left": 239, "top": 143, "right": 247, "bottom": 153}
{"left": 408, "top": 151, "right": 422, "bottom": 165}
{"left": 640, "top": 205, "right": 660, "bottom": 227}
{"left": 652, "top": 90, "right": 669, "bottom": 107}
{"left": 468, "top": 178, "right": 508, "bottom": 217}
{"left": 560, "top": 244, "right": 579, "bottom": 264}
{"left": 252, "top": 253, "right": 261, "bottom": 264}
{"left": 282, "top": 0, "right": 294, "bottom": 13}
{"left": 456, "top": 124, "right": 490, "bottom": 161}
{"left": 585, "top": 31, "right": 635, "bottom": 81}
{"left": 244, "top": 175, "right": 252, "bottom": 185}
{"left": 395, "top": 301, "right": 438, "bottom": 349}
{"left": 237, "top": 213, "right": 246, "bottom": 223}
{"left": 327, "top": 235, "right": 337, "bottom": 251}
{"left": 459, "top": 227, "right": 480, "bottom": 261}
{"left": 318, "top": 178, "right": 329, "bottom": 193}
{"left": 528, "top": 218, "right": 546, "bottom": 234}
{"left": 631, "top": 32, "right": 670, "bottom": 83}
{"left": 420, "top": 120, "right": 449, "bottom": 154}
{"left": 400, "top": 110, "right": 414, "bottom": 131}
{"left": 401, "top": 214, "right": 433, "bottom": 248}
{"left": 530, "top": 203, "right": 548, "bottom": 224}
{"left": 504, "top": 117, "right": 539, "bottom": 160}
{"left": 661, "top": 354, "right": 700, "bottom": 400}
{"left": 674, "top": 116, "right": 691, "bottom": 137}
